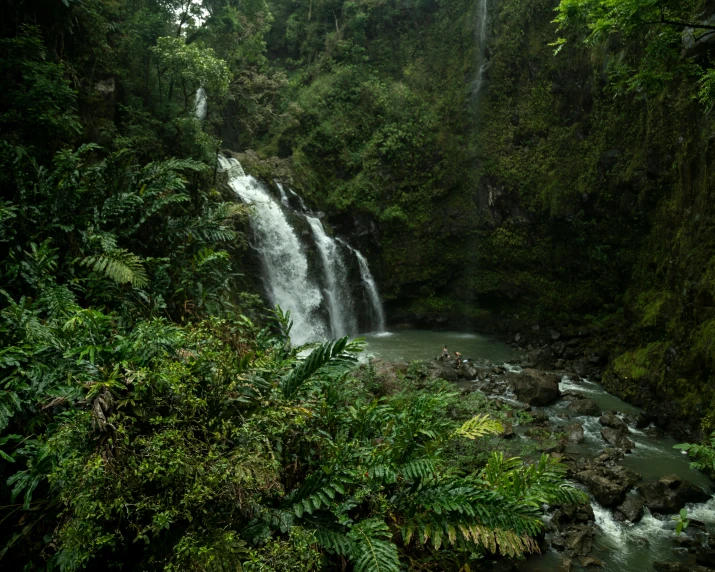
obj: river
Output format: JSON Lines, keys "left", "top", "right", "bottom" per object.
{"left": 364, "top": 329, "right": 715, "bottom": 571}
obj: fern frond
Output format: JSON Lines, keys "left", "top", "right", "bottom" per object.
{"left": 453, "top": 413, "right": 503, "bottom": 440}
{"left": 38, "top": 284, "right": 78, "bottom": 318}
{"left": 280, "top": 337, "right": 351, "bottom": 399}
{"left": 399, "top": 459, "right": 437, "bottom": 481}
{"left": 82, "top": 249, "right": 148, "bottom": 287}
{"left": 348, "top": 519, "right": 401, "bottom": 572}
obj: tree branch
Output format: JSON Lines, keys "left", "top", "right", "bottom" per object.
{"left": 644, "top": 16, "right": 715, "bottom": 31}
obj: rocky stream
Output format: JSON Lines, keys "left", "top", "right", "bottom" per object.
{"left": 363, "top": 330, "right": 715, "bottom": 572}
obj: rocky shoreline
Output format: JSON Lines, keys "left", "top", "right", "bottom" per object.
{"left": 369, "top": 355, "right": 715, "bottom": 571}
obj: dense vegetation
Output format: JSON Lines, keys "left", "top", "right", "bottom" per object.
{"left": 0, "top": 0, "right": 590, "bottom": 569}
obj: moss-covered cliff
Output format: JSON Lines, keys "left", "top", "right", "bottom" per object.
{"left": 248, "top": 0, "right": 715, "bottom": 436}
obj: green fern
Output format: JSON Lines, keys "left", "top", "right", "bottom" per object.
{"left": 82, "top": 249, "right": 148, "bottom": 287}
{"left": 280, "top": 337, "right": 355, "bottom": 399}
{"left": 348, "top": 519, "right": 401, "bottom": 572}
{"left": 453, "top": 413, "right": 504, "bottom": 440}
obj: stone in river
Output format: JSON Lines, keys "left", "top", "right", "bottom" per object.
{"left": 601, "top": 427, "right": 635, "bottom": 450}
{"left": 614, "top": 494, "right": 645, "bottom": 523}
{"left": 509, "top": 369, "right": 561, "bottom": 406}
{"left": 575, "top": 465, "right": 640, "bottom": 507}
{"left": 565, "top": 422, "right": 585, "bottom": 443}
{"left": 599, "top": 411, "right": 628, "bottom": 431}
{"left": 568, "top": 398, "right": 601, "bottom": 416}
{"left": 638, "top": 475, "right": 710, "bottom": 514}
{"left": 425, "top": 361, "right": 458, "bottom": 382}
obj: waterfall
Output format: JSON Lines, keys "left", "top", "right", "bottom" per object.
{"left": 219, "top": 154, "right": 386, "bottom": 341}
{"left": 473, "top": 0, "right": 489, "bottom": 95}
{"left": 306, "top": 216, "right": 357, "bottom": 337}
{"left": 276, "top": 182, "right": 290, "bottom": 207}
{"left": 194, "top": 87, "right": 207, "bottom": 121}
{"left": 355, "top": 250, "right": 387, "bottom": 332}
{"left": 218, "top": 156, "right": 327, "bottom": 344}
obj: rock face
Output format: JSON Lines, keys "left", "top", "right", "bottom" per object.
{"left": 614, "top": 494, "right": 645, "bottom": 523}
{"left": 565, "top": 422, "right": 585, "bottom": 443}
{"left": 510, "top": 369, "right": 561, "bottom": 406}
{"left": 638, "top": 474, "right": 710, "bottom": 514}
{"left": 575, "top": 465, "right": 641, "bottom": 507}
{"left": 458, "top": 364, "right": 478, "bottom": 379}
{"left": 601, "top": 427, "right": 635, "bottom": 450}
{"left": 426, "top": 361, "right": 458, "bottom": 382}
{"left": 599, "top": 411, "right": 628, "bottom": 430}
{"left": 567, "top": 398, "right": 601, "bottom": 416}
{"left": 551, "top": 524, "right": 595, "bottom": 557}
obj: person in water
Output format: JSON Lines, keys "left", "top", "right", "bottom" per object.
{"left": 442, "top": 346, "right": 449, "bottom": 360}
{"left": 455, "top": 351, "right": 462, "bottom": 367}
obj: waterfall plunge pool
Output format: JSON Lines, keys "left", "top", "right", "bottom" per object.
{"left": 362, "top": 329, "right": 516, "bottom": 364}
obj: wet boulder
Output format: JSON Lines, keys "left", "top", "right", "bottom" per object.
{"left": 568, "top": 398, "right": 601, "bottom": 416}
{"left": 613, "top": 494, "right": 645, "bottom": 523}
{"left": 599, "top": 411, "right": 628, "bottom": 431}
{"left": 565, "top": 422, "right": 585, "bottom": 444}
{"left": 426, "top": 361, "right": 458, "bottom": 382}
{"left": 575, "top": 465, "right": 640, "bottom": 507}
{"left": 638, "top": 474, "right": 710, "bottom": 514}
{"left": 551, "top": 524, "right": 595, "bottom": 557}
{"left": 601, "top": 427, "right": 635, "bottom": 450}
{"left": 501, "top": 422, "right": 515, "bottom": 439}
{"left": 509, "top": 369, "right": 561, "bottom": 406}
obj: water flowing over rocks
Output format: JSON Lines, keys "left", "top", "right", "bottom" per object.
{"left": 365, "top": 335, "right": 715, "bottom": 572}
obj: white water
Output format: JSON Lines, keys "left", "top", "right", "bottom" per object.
{"left": 306, "top": 216, "right": 357, "bottom": 337}
{"left": 194, "top": 87, "right": 207, "bottom": 121}
{"left": 218, "top": 156, "right": 327, "bottom": 344}
{"left": 218, "top": 155, "right": 387, "bottom": 341}
{"left": 473, "top": 0, "right": 489, "bottom": 95}
{"left": 355, "top": 248, "right": 387, "bottom": 332}
{"left": 276, "top": 182, "right": 290, "bottom": 207}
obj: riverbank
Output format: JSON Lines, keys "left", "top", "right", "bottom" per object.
{"left": 361, "top": 337, "right": 715, "bottom": 572}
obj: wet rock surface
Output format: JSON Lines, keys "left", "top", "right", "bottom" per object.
{"left": 567, "top": 398, "right": 601, "bottom": 416}
{"left": 601, "top": 426, "right": 635, "bottom": 450}
{"left": 508, "top": 368, "right": 561, "bottom": 405}
{"left": 413, "top": 352, "right": 715, "bottom": 571}
{"left": 638, "top": 475, "right": 711, "bottom": 514}
{"left": 613, "top": 493, "right": 645, "bottom": 523}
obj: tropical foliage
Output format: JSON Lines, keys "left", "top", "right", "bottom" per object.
{"left": 0, "top": 1, "right": 585, "bottom": 569}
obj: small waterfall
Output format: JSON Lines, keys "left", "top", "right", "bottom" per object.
{"left": 473, "top": 0, "right": 489, "bottom": 95}
{"left": 306, "top": 217, "right": 357, "bottom": 337}
{"left": 218, "top": 156, "right": 327, "bottom": 344}
{"left": 276, "top": 182, "right": 290, "bottom": 207}
{"left": 355, "top": 249, "right": 387, "bottom": 332}
{"left": 289, "top": 188, "right": 309, "bottom": 212}
{"left": 194, "top": 87, "right": 207, "bottom": 121}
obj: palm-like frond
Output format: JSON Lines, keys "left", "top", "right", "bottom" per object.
{"left": 349, "top": 519, "right": 401, "bottom": 572}
{"left": 82, "top": 249, "right": 148, "bottom": 287}
{"left": 453, "top": 413, "right": 503, "bottom": 440}
{"left": 280, "top": 337, "right": 356, "bottom": 399}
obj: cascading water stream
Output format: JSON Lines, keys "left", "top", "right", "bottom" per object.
{"left": 306, "top": 217, "right": 357, "bottom": 337}
{"left": 218, "top": 156, "right": 327, "bottom": 344}
{"left": 337, "top": 238, "right": 386, "bottom": 332}
{"left": 473, "top": 0, "right": 489, "bottom": 95}
{"left": 276, "top": 182, "right": 290, "bottom": 207}
{"left": 194, "top": 87, "right": 207, "bottom": 121}
{"left": 219, "top": 155, "right": 387, "bottom": 340}
{"left": 355, "top": 250, "right": 387, "bottom": 332}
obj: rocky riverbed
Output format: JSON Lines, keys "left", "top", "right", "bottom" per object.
{"left": 368, "top": 351, "right": 715, "bottom": 572}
